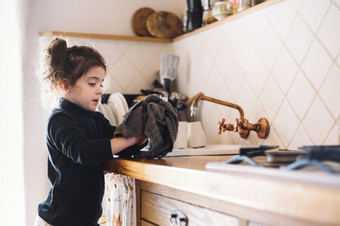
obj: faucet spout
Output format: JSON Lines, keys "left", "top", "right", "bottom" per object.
{"left": 190, "top": 93, "right": 270, "bottom": 139}
{"left": 191, "top": 94, "right": 245, "bottom": 120}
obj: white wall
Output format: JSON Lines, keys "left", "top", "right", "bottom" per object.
{"left": 0, "top": 0, "right": 26, "bottom": 225}
{"left": 24, "top": 1, "right": 187, "bottom": 225}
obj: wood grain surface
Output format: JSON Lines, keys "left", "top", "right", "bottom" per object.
{"left": 146, "top": 11, "right": 183, "bottom": 38}
{"left": 132, "top": 7, "right": 155, "bottom": 37}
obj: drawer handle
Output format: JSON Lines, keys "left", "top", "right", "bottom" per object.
{"left": 170, "top": 210, "right": 188, "bottom": 226}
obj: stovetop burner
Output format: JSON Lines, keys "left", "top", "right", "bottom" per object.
{"left": 221, "top": 145, "right": 278, "bottom": 166}
{"left": 221, "top": 145, "right": 340, "bottom": 174}
{"left": 281, "top": 145, "right": 340, "bottom": 174}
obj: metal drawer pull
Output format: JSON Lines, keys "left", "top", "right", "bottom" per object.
{"left": 170, "top": 210, "right": 188, "bottom": 226}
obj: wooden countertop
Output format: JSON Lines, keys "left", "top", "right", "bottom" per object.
{"left": 105, "top": 155, "right": 340, "bottom": 225}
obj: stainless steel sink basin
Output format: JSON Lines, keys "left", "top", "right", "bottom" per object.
{"left": 166, "top": 144, "right": 241, "bottom": 157}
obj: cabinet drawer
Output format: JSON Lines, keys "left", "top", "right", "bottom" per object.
{"left": 141, "top": 190, "right": 238, "bottom": 225}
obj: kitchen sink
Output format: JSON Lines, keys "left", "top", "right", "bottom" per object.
{"left": 166, "top": 144, "right": 242, "bottom": 157}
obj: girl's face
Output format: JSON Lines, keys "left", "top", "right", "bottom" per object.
{"left": 63, "top": 66, "right": 105, "bottom": 112}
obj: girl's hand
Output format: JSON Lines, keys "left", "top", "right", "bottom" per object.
{"left": 134, "top": 134, "right": 148, "bottom": 146}
{"left": 110, "top": 134, "right": 147, "bottom": 155}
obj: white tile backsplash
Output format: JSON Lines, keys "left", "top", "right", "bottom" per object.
{"left": 303, "top": 96, "right": 334, "bottom": 144}
{"left": 264, "top": 0, "right": 296, "bottom": 41}
{"left": 260, "top": 76, "right": 284, "bottom": 121}
{"left": 299, "top": 0, "right": 331, "bottom": 33}
{"left": 286, "top": 70, "right": 315, "bottom": 120}
{"left": 272, "top": 99, "right": 300, "bottom": 147}
{"left": 39, "top": 0, "right": 340, "bottom": 148}
{"left": 302, "top": 38, "right": 333, "bottom": 90}
{"left": 286, "top": 15, "right": 314, "bottom": 64}
{"left": 272, "top": 46, "right": 298, "bottom": 94}
{"left": 319, "top": 64, "right": 340, "bottom": 118}
{"left": 318, "top": 4, "right": 340, "bottom": 58}
{"left": 257, "top": 25, "right": 282, "bottom": 70}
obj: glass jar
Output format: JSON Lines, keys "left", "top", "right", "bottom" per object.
{"left": 211, "top": 1, "right": 233, "bottom": 21}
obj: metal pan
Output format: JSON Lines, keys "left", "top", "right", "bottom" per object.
{"left": 265, "top": 150, "right": 307, "bottom": 164}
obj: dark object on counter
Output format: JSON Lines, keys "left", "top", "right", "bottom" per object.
{"left": 101, "top": 94, "right": 140, "bottom": 108}
{"left": 132, "top": 7, "right": 155, "bottom": 36}
{"left": 151, "top": 79, "right": 164, "bottom": 90}
{"left": 114, "top": 95, "right": 178, "bottom": 159}
{"left": 146, "top": 11, "right": 183, "bottom": 38}
{"left": 281, "top": 145, "right": 340, "bottom": 174}
{"left": 221, "top": 145, "right": 279, "bottom": 166}
{"left": 140, "top": 89, "right": 163, "bottom": 96}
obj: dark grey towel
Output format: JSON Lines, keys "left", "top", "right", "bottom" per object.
{"left": 114, "top": 95, "right": 178, "bottom": 158}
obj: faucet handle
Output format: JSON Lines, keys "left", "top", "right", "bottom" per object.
{"left": 218, "top": 118, "right": 235, "bottom": 134}
{"left": 218, "top": 118, "right": 226, "bottom": 134}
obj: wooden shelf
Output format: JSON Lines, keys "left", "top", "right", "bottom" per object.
{"left": 38, "top": 31, "right": 173, "bottom": 43}
{"left": 39, "top": 0, "right": 284, "bottom": 43}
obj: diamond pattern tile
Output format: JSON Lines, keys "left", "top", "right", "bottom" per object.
{"left": 335, "top": 0, "right": 340, "bottom": 8}
{"left": 260, "top": 76, "right": 284, "bottom": 121}
{"left": 299, "top": 0, "right": 330, "bottom": 33}
{"left": 203, "top": 65, "right": 225, "bottom": 98}
{"left": 286, "top": 15, "right": 313, "bottom": 64}
{"left": 287, "top": 0, "right": 304, "bottom": 11}
{"left": 302, "top": 39, "right": 333, "bottom": 90}
{"left": 289, "top": 125, "right": 312, "bottom": 150}
{"left": 286, "top": 70, "right": 315, "bottom": 120}
{"left": 95, "top": 41, "right": 122, "bottom": 66}
{"left": 257, "top": 25, "right": 282, "bottom": 70}
{"left": 264, "top": 0, "right": 296, "bottom": 41}
{"left": 235, "top": 33, "right": 256, "bottom": 74}
{"left": 111, "top": 57, "right": 139, "bottom": 90}
{"left": 303, "top": 96, "right": 333, "bottom": 144}
{"left": 272, "top": 46, "right": 298, "bottom": 94}
{"left": 215, "top": 42, "right": 234, "bottom": 78}
{"left": 225, "top": 59, "right": 245, "bottom": 100}
{"left": 243, "top": 11, "right": 268, "bottom": 48}
{"left": 197, "top": 46, "right": 215, "bottom": 81}
{"left": 125, "top": 44, "right": 154, "bottom": 71}
{"left": 222, "top": 19, "right": 245, "bottom": 55}
{"left": 319, "top": 64, "right": 340, "bottom": 118}
{"left": 236, "top": 81, "right": 257, "bottom": 117}
{"left": 324, "top": 125, "right": 340, "bottom": 145}
{"left": 245, "top": 56, "right": 269, "bottom": 98}
{"left": 53, "top": 0, "right": 340, "bottom": 147}
{"left": 272, "top": 100, "right": 300, "bottom": 147}
{"left": 318, "top": 4, "right": 340, "bottom": 58}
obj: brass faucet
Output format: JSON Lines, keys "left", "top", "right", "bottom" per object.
{"left": 190, "top": 94, "right": 270, "bottom": 139}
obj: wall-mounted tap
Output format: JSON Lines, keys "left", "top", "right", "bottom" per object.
{"left": 190, "top": 93, "right": 270, "bottom": 139}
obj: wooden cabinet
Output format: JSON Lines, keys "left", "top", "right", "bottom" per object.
{"left": 141, "top": 190, "right": 238, "bottom": 225}
{"left": 106, "top": 156, "right": 340, "bottom": 226}
{"left": 136, "top": 180, "right": 268, "bottom": 226}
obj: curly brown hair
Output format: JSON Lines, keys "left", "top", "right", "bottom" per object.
{"left": 43, "top": 38, "right": 106, "bottom": 92}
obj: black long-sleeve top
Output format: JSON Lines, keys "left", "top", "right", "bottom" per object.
{"left": 38, "top": 99, "right": 115, "bottom": 226}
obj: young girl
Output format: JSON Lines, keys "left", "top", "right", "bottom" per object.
{"left": 35, "top": 38, "right": 146, "bottom": 226}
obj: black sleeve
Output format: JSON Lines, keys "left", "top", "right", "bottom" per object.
{"left": 47, "top": 113, "right": 113, "bottom": 166}
{"left": 94, "top": 111, "right": 116, "bottom": 139}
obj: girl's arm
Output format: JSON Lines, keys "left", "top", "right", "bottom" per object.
{"left": 110, "top": 135, "right": 147, "bottom": 155}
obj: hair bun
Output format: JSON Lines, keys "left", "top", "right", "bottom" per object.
{"left": 48, "top": 38, "right": 67, "bottom": 75}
